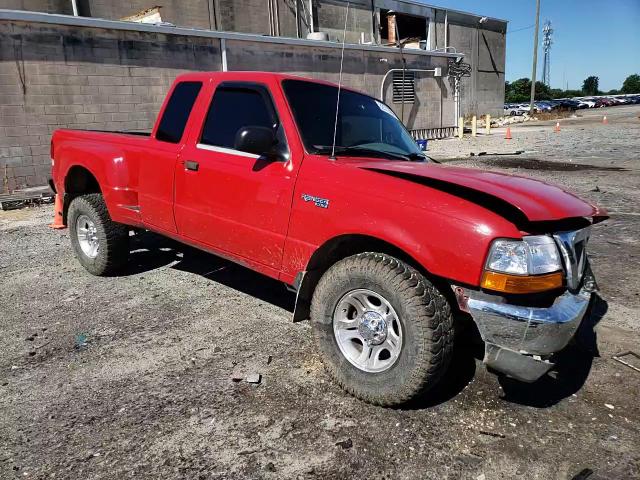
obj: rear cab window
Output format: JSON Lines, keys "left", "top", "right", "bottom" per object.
{"left": 155, "top": 81, "right": 202, "bottom": 143}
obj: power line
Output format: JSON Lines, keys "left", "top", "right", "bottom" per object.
{"left": 507, "top": 24, "right": 535, "bottom": 34}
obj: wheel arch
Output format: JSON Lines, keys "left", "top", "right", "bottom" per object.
{"left": 62, "top": 165, "right": 101, "bottom": 223}
{"left": 292, "top": 233, "right": 451, "bottom": 322}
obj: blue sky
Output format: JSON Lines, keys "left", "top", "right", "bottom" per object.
{"left": 431, "top": 0, "right": 640, "bottom": 91}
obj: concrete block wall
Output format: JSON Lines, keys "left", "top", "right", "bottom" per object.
{"left": 277, "top": 0, "right": 308, "bottom": 39}
{"left": 81, "top": 1, "right": 212, "bottom": 29}
{"left": 0, "top": 0, "right": 71, "bottom": 14}
{"left": 0, "top": 20, "right": 221, "bottom": 190}
{"left": 0, "top": 15, "right": 455, "bottom": 190}
{"left": 438, "top": 21, "right": 505, "bottom": 118}
{"left": 0, "top": 1, "right": 506, "bottom": 122}
{"left": 216, "top": 0, "right": 271, "bottom": 34}
{"left": 316, "top": 0, "right": 373, "bottom": 44}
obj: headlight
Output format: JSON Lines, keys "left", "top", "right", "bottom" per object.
{"left": 486, "top": 236, "right": 562, "bottom": 275}
{"left": 482, "top": 236, "right": 564, "bottom": 294}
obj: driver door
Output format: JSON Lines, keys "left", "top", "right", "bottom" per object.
{"left": 174, "top": 81, "right": 295, "bottom": 270}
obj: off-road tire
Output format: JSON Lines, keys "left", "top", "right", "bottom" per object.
{"left": 311, "top": 252, "right": 454, "bottom": 406}
{"left": 68, "top": 193, "right": 129, "bottom": 276}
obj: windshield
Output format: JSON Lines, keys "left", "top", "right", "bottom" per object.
{"left": 282, "top": 79, "right": 425, "bottom": 160}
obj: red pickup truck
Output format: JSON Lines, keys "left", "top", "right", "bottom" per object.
{"left": 50, "top": 72, "right": 607, "bottom": 406}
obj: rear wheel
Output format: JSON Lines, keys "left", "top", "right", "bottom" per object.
{"left": 310, "top": 252, "right": 454, "bottom": 406}
{"left": 68, "top": 193, "right": 129, "bottom": 276}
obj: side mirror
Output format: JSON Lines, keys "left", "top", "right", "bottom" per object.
{"left": 234, "top": 126, "right": 276, "bottom": 157}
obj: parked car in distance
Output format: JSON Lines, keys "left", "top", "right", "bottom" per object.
{"left": 552, "top": 99, "right": 579, "bottom": 110}
{"left": 51, "top": 72, "right": 608, "bottom": 406}
{"left": 594, "top": 98, "right": 613, "bottom": 107}
{"left": 577, "top": 99, "right": 596, "bottom": 108}
{"left": 534, "top": 101, "right": 553, "bottom": 112}
{"left": 504, "top": 103, "right": 526, "bottom": 116}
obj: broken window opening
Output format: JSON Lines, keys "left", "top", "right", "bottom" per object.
{"left": 380, "top": 10, "right": 427, "bottom": 47}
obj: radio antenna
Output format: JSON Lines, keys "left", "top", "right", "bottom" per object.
{"left": 330, "top": 1, "right": 350, "bottom": 160}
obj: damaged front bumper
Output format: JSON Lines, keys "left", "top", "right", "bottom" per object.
{"left": 456, "top": 273, "right": 595, "bottom": 382}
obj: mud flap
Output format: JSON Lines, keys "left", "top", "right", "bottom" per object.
{"left": 292, "top": 270, "right": 318, "bottom": 322}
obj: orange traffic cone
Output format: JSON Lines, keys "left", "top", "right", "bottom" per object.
{"left": 505, "top": 127, "right": 512, "bottom": 140}
{"left": 49, "top": 194, "right": 66, "bottom": 229}
{"left": 602, "top": 115, "right": 608, "bottom": 125}
{"left": 554, "top": 121, "right": 561, "bottom": 133}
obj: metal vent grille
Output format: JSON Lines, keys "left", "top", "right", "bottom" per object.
{"left": 392, "top": 71, "right": 415, "bottom": 104}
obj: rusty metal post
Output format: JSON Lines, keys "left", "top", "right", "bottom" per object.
{"left": 387, "top": 14, "right": 396, "bottom": 44}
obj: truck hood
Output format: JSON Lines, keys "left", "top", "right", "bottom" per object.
{"left": 353, "top": 160, "right": 608, "bottom": 224}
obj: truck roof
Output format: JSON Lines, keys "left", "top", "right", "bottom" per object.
{"left": 173, "top": 71, "right": 353, "bottom": 92}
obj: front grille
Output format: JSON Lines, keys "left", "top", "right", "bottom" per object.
{"left": 553, "top": 227, "right": 591, "bottom": 290}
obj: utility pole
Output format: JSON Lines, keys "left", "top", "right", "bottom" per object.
{"left": 529, "top": 0, "right": 541, "bottom": 113}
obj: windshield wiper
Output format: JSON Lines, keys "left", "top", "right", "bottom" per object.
{"left": 405, "top": 152, "right": 427, "bottom": 162}
{"left": 313, "top": 145, "right": 412, "bottom": 161}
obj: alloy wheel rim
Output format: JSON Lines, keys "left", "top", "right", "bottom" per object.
{"left": 333, "top": 288, "right": 403, "bottom": 373}
{"left": 76, "top": 215, "right": 99, "bottom": 259}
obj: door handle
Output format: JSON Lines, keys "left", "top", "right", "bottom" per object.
{"left": 185, "top": 160, "right": 199, "bottom": 171}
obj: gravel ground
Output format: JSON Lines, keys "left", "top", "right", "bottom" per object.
{"left": 1, "top": 105, "right": 639, "bottom": 480}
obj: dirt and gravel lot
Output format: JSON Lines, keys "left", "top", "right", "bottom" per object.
{"left": 1, "top": 105, "right": 639, "bottom": 480}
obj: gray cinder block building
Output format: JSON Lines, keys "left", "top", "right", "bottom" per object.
{"left": 0, "top": 1, "right": 506, "bottom": 189}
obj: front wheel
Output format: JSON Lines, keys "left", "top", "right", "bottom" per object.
{"left": 68, "top": 193, "right": 129, "bottom": 276}
{"left": 310, "top": 253, "right": 454, "bottom": 406}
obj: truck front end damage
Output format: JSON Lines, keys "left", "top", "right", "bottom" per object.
{"left": 455, "top": 226, "right": 597, "bottom": 382}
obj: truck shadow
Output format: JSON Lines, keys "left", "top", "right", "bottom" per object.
{"left": 497, "top": 294, "right": 607, "bottom": 408}
{"left": 123, "top": 231, "right": 606, "bottom": 409}
{"left": 124, "top": 231, "right": 296, "bottom": 312}
{"left": 401, "top": 338, "right": 480, "bottom": 410}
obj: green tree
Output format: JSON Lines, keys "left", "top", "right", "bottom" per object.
{"left": 505, "top": 78, "right": 532, "bottom": 102}
{"left": 582, "top": 76, "right": 599, "bottom": 95}
{"left": 504, "top": 78, "right": 553, "bottom": 102}
{"left": 621, "top": 74, "right": 640, "bottom": 94}
{"left": 606, "top": 89, "right": 620, "bottom": 95}
{"left": 563, "top": 89, "right": 584, "bottom": 98}
{"left": 549, "top": 88, "right": 565, "bottom": 99}
{"left": 535, "top": 81, "right": 552, "bottom": 100}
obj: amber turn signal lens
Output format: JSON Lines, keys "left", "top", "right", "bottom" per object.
{"left": 481, "top": 270, "right": 563, "bottom": 294}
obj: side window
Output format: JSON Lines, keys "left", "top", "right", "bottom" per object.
{"left": 156, "top": 81, "right": 202, "bottom": 143}
{"left": 200, "top": 86, "right": 276, "bottom": 150}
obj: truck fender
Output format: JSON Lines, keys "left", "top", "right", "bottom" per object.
{"left": 289, "top": 233, "right": 433, "bottom": 322}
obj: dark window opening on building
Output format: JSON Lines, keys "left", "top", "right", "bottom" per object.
{"left": 380, "top": 10, "right": 427, "bottom": 45}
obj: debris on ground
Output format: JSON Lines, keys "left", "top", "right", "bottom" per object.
{"left": 335, "top": 438, "right": 353, "bottom": 449}
{"left": 74, "top": 334, "right": 89, "bottom": 350}
{"left": 478, "top": 430, "right": 506, "bottom": 439}
{"left": 0, "top": 187, "right": 54, "bottom": 211}
{"left": 612, "top": 351, "right": 640, "bottom": 373}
